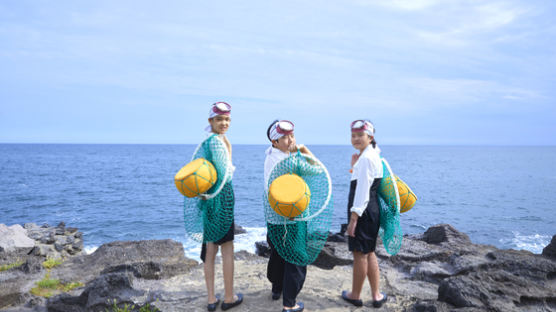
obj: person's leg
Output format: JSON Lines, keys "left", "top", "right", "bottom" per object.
{"left": 204, "top": 242, "right": 219, "bottom": 304}
{"left": 282, "top": 262, "right": 306, "bottom": 309}
{"left": 366, "top": 252, "right": 384, "bottom": 301}
{"left": 348, "top": 251, "right": 367, "bottom": 299}
{"left": 220, "top": 240, "right": 235, "bottom": 303}
{"left": 267, "top": 235, "right": 285, "bottom": 294}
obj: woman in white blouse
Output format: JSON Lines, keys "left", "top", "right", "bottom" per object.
{"left": 341, "top": 120, "right": 388, "bottom": 309}
{"left": 264, "top": 119, "right": 313, "bottom": 312}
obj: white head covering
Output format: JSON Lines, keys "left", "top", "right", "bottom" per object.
{"left": 351, "top": 119, "right": 375, "bottom": 137}
{"left": 267, "top": 120, "right": 294, "bottom": 141}
{"left": 206, "top": 102, "right": 231, "bottom": 132}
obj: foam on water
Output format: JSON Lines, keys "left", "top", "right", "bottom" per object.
{"left": 84, "top": 245, "right": 98, "bottom": 255}
{"left": 182, "top": 227, "right": 267, "bottom": 261}
{"left": 499, "top": 232, "right": 551, "bottom": 254}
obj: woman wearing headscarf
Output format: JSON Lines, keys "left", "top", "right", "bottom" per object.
{"left": 263, "top": 120, "right": 313, "bottom": 312}
{"left": 200, "top": 102, "right": 243, "bottom": 311}
{"left": 341, "top": 120, "right": 388, "bottom": 308}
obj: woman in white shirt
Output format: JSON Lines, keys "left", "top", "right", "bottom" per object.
{"left": 341, "top": 120, "right": 388, "bottom": 308}
{"left": 264, "top": 120, "right": 313, "bottom": 312}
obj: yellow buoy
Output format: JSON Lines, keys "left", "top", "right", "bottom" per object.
{"left": 396, "top": 177, "right": 417, "bottom": 213}
{"left": 268, "top": 173, "right": 311, "bottom": 218}
{"left": 380, "top": 175, "right": 417, "bottom": 213}
{"left": 174, "top": 158, "right": 217, "bottom": 197}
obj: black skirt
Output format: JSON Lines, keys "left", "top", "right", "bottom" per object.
{"left": 347, "top": 179, "right": 382, "bottom": 254}
{"left": 200, "top": 221, "right": 234, "bottom": 262}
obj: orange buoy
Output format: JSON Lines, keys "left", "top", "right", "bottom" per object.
{"left": 174, "top": 158, "right": 217, "bottom": 197}
{"left": 268, "top": 174, "right": 311, "bottom": 218}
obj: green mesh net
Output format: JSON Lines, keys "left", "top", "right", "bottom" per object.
{"left": 377, "top": 158, "right": 403, "bottom": 255}
{"left": 183, "top": 134, "right": 234, "bottom": 243}
{"left": 264, "top": 152, "right": 333, "bottom": 266}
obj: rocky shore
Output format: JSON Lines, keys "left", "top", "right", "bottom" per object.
{"left": 1, "top": 223, "right": 555, "bottom": 312}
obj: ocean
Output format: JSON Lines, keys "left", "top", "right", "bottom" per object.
{"left": 1, "top": 144, "right": 554, "bottom": 260}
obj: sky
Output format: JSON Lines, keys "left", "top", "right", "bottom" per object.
{"left": 0, "top": 0, "right": 555, "bottom": 145}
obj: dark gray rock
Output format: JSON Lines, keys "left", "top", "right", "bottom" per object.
{"left": 19, "top": 256, "right": 43, "bottom": 274}
{"left": 53, "top": 240, "right": 197, "bottom": 285}
{"left": 55, "top": 227, "right": 65, "bottom": 236}
{"left": 234, "top": 224, "right": 247, "bottom": 234}
{"left": 255, "top": 241, "right": 271, "bottom": 258}
{"left": 66, "top": 227, "right": 78, "bottom": 234}
{"left": 40, "top": 232, "right": 56, "bottom": 245}
{"left": 327, "top": 231, "right": 347, "bottom": 243}
{"left": 54, "top": 243, "right": 64, "bottom": 252}
{"left": 82, "top": 272, "right": 143, "bottom": 311}
{"left": 46, "top": 240, "right": 196, "bottom": 312}
{"left": 66, "top": 236, "right": 75, "bottom": 245}
{"left": 422, "top": 224, "right": 471, "bottom": 245}
{"left": 542, "top": 234, "right": 556, "bottom": 260}
{"left": 234, "top": 250, "right": 264, "bottom": 262}
{"left": 0, "top": 272, "right": 31, "bottom": 309}
{"left": 47, "top": 273, "right": 140, "bottom": 312}
{"left": 312, "top": 243, "right": 352, "bottom": 269}
{"left": 71, "top": 239, "right": 83, "bottom": 251}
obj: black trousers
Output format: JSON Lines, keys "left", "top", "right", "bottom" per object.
{"left": 266, "top": 234, "right": 307, "bottom": 307}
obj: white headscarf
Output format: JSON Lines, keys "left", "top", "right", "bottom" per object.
{"left": 267, "top": 120, "right": 294, "bottom": 141}
{"left": 205, "top": 101, "right": 231, "bottom": 132}
{"left": 351, "top": 119, "right": 375, "bottom": 137}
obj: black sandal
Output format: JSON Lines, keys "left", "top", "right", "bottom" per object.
{"left": 221, "top": 293, "right": 243, "bottom": 311}
{"left": 341, "top": 290, "right": 363, "bottom": 307}
{"left": 372, "top": 293, "right": 387, "bottom": 308}
{"left": 206, "top": 297, "right": 220, "bottom": 312}
{"left": 282, "top": 302, "right": 304, "bottom": 312}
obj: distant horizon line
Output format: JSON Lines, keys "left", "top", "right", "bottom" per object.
{"left": 1, "top": 142, "right": 555, "bottom": 147}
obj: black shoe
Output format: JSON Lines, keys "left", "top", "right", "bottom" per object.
{"left": 372, "top": 293, "right": 387, "bottom": 308}
{"left": 282, "top": 302, "right": 304, "bottom": 312}
{"left": 272, "top": 291, "right": 281, "bottom": 300}
{"left": 207, "top": 297, "right": 220, "bottom": 312}
{"left": 221, "top": 293, "right": 243, "bottom": 311}
{"left": 341, "top": 290, "right": 363, "bottom": 307}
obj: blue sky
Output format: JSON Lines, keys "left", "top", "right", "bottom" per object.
{"left": 1, "top": 0, "right": 555, "bottom": 145}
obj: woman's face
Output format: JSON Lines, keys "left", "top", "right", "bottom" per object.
{"left": 209, "top": 115, "right": 231, "bottom": 134}
{"left": 273, "top": 133, "right": 296, "bottom": 153}
{"left": 351, "top": 131, "right": 372, "bottom": 151}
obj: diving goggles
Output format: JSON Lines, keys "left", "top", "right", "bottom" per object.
{"left": 212, "top": 102, "right": 231, "bottom": 115}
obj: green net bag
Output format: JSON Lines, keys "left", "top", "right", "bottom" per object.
{"left": 377, "top": 158, "right": 403, "bottom": 255}
{"left": 183, "top": 134, "right": 234, "bottom": 243}
{"left": 264, "top": 152, "right": 333, "bottom": 266}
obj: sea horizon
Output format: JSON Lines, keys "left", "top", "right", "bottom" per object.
{"left": 1, "top": 144, "right": 554, "bottom": 261}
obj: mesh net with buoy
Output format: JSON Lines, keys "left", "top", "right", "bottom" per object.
{"left": 377, "top": 158, "right": 417, "bottom": 255}
{"left": 264, "top": 151, "right": 333, "bottom": 266}
{"left": 178, "top": 134, "right": 234, "bottom": 243}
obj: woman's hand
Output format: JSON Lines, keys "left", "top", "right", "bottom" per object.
{"left": 351, "top": 153, "right": 359, "bottom": 167}
{"left": 297, "top": 144, "right": 312, "bottom": 155}
{"left": 347, "top": 213, "right": 358, "bottom": 237}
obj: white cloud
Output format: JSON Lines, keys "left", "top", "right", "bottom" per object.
{"left": 355, "top": 0, "right": 440, "bottom": 10}
{"left": 414, "top": 2, "right": 525, "bottom": 46}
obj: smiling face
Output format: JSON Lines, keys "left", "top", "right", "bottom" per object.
{"left": 273, "top": 133, "right": 296, "bottom": 153}
{"left": 208, "top": 115, "right": 231, "bottom": 134}
{"left": 351, "top": 131, "right": 372, "bottom": 152}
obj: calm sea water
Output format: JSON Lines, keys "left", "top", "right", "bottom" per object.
{"left": 1, "top": 144, "right": 554, "bottom": 259}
